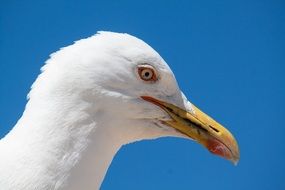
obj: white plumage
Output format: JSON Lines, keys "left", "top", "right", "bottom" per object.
{"left": 0, "top": 31, "right": 239, "bottom": 190}
{"left": 0, "top": 32, "right": 190, "bottom": 189}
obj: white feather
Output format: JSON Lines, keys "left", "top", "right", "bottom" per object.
{"left": 0, "top": 32, "right": 193, "bottom": 189}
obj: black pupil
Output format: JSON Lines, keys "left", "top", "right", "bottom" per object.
{"left": 144, "top": 71, "right": 150, "bottom": 77}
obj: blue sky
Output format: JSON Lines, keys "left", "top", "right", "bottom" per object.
{"left": 0, "top": 0, "right": 284, "bottom": 189}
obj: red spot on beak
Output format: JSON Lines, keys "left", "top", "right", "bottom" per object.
{"left": 206, "top": 138, "right": 232, "bottom": 161}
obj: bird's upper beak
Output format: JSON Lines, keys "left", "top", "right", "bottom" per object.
{"left": 141, "top": 96, "right": 240, "bottom": 165}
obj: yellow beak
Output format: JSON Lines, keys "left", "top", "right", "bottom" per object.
{"left": 141, "top": 96, "right": 240, "bottom": 165}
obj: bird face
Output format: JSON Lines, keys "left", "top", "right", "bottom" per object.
{"left": 63, "top": 32, "right": 239, "bottom": 164}
{"left": 81, "top": 32, "right": 240, "bottom": 164}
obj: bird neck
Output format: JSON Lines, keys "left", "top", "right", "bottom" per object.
{"left": 0, "top": 94, "right": 122, "bottom": 190}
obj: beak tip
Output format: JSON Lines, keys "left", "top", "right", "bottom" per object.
{"left": 227, "top": 146, "right": 240, "bottom": 166}
{"left": 231, "top": 155, "right": 240, "bottom": 166}
{"left": 206, "top": 137, "right": 240, "bottom": 165}
{"left": 233, "top": 150, "right": 240, "bottom": 166}
{"left": 229, "top": 138, "right": 240, "bottom": 166}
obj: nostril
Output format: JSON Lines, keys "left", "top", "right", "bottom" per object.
{"left": 210, "top": 125, "right": 219, "bottom": 133}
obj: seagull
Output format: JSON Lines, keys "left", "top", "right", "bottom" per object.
{"left": 0, "top": 31, "right": 239, "bottom": 190}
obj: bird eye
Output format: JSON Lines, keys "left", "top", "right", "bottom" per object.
{"left": 137, "top": 65, "right": 158, "bottom": 82}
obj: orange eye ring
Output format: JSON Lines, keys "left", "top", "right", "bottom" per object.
{"left": 137, "top": 65, "right": 158, "bottom": 82}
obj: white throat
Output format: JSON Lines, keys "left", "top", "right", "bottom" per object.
{"left": 0, "top": 90, "right": 127, "bottom": 190}
{"left": 0, "top": 32, "right": 184, "bottom": 190}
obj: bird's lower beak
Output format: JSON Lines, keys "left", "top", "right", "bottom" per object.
{"left": 141, "top": 96, "right": 240, "bottom": 165}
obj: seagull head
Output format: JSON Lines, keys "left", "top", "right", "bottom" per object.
{"left": 36, "top": 31, "right": 239, "bottom": 164}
